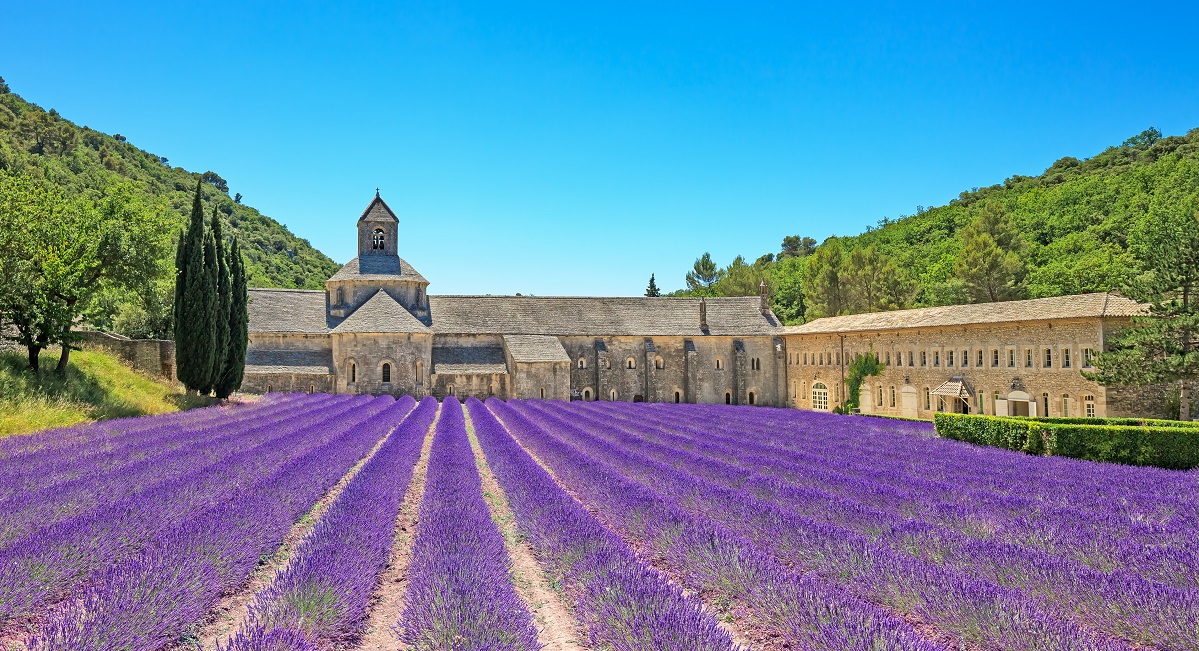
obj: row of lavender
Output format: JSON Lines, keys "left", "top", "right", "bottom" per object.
{"left": 506, "top": 399, "right": 1197, "bottom": 651}
{"left": 220, "top": 396, "right": 438, "bottom": 650}
{"left": 0, "top": 393, "right": 411, "bottom": 650}
{"left": 469, "top": 398, "right": 749, "bottom": 651}
{"left": 489, "top": 399, "right": 939, "bottom": 651}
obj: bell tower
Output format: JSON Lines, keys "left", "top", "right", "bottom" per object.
{"left": 357, "top": 189, "right": 399, "bottom": 257}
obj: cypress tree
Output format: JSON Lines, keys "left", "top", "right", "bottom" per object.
{"left": 209, "top": 207, "right": 232, "bottom": 391}
{"left": 196, "top": 228, "right": 219, "bottom": 394}
{"left": 175, "top": 180, "right": 216, "bottom": 393}
{"left": 216, "top": 239, "right": 248, "bottom": 399}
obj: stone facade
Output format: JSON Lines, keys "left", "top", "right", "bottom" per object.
{"left": 243, "top": 193, "right": 1161, "bottom": 418}
{"left": 781, "top": 293, "right": 1146, "bottom": 419}
{"left": 243, "top": 194, "right": 784, "bottom": 404}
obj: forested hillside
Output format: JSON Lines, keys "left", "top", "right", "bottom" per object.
{"left": 0, "top": 76, "right": 338, "bottom": 337}
{"left": 677, "top": 127, "right": 1199, "bottom": 324}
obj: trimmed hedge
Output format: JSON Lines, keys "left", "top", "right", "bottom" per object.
{"left": 1034, "top": 416, "right": 1199, "bottom": 429}
{"left": 933, "top": 413, "right": 1199, "bottom": 470}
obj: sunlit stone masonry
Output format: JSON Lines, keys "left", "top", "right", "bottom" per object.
{"left": 243, "top": 193, "right": 1152, "bottom": 417}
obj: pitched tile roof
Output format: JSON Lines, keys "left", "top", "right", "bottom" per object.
{"left": 328, "top": 256, "right": 429, "bottom": 283}
{"left": 358, "top": 194, "right": 399, "bottom": 223}
{"left": 784, "top": 292, "right": 1144, "bottom": 336}
{"left": 248, "top": 291, "right": 780, "bottom": 337}
{"left": 245, "top": 349, "right": 334, "bottom": 375}
{"left": 426, "top": 296, "right": 779, "bottom": 336}
{"left": 248, "top": 288, "right": 330, "bottom": 334}
{"left": 503, "top": 335, "right": 571, "bottom": 363}
{"left": 431, "top": 347, "right": 508, "bottom": 375}
{"left": 331, "top": 290, "right": 431, "bottom": 334}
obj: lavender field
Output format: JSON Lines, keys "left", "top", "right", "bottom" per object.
{"left": 0, "top": 394, "right": 1194, "bottom": 651}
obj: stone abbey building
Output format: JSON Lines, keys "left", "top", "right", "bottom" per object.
{"left": 244, "top": 194, "right": 1149, "bottom": 417}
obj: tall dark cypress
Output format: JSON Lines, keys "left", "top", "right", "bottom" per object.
{"left": 175, "top": 180, "right": 214, "bottom": 392}
{"left": 209, "top": 207, "right": 232, "bottom": 390}
{"left": 196, "top": 228, "right": 219, "bottom": 394}
{"left": 216, "top": 238, "right": 248, "bottom": 399}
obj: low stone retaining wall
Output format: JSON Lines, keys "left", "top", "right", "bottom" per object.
{"left": 77, "top": 330, "right": 177, "bottom": 381}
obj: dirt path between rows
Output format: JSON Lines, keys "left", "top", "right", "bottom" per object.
{"left": 185, "top": 408, "right": 412, "bottom": 651}
{"left": 463, "top": 412, "right": 590, "bottom": 651}
{"left": 350, "top": 406, "right": 440, "bottom": 650}
{"left": 487, "top": 406, "right": 761, "bottom": 651}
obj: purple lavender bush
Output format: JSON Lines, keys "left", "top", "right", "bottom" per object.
{"left": 396, "top": 398, "right": 541, "bottom": 651}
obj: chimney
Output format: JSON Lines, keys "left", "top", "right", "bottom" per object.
{"left": 699, "top": 298, "right": 708, "bottom": 330}
{"left": 759, "top": 281, "right": 769, "bottom": 314}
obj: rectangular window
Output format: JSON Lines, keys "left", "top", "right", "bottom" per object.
{"left": 1062, "top": 394, "right": 1070, "bottom": 417}
{"left": 977, "top": 350, "right": 984, "bottom": 367}
{"left": 889, "top": 386, "right": 896, "bottom": 408}
{"left": 1044, "top": 348, "right": 1052, "bottom": 368}
{"left": 947, "top": 350, "right": 954, "bottom": 367}
{"left": 1083, "top": 348, "right": 1095, "bottom": 367}
{"left": 993, "top": 349, "right": 1000, "bottom": 367}
{"left": 1008, "top": 349, "right": 1015, "bottom": 368}
{"left": 1085, "top": 398, "right": 1096, "bottom": 417}
{"left": 1026, "top": 349, "right": 1034, "bottom": 368}
{"left": 1063, "top": 349, "right": 1072, "bottom": 368}
{"left": 886, "top": 351, "right": 891, "bottom": 365}
{"left": 934, "top": 351, "right": 940, "bottom": 367}
{"left": 819, "top": 353, "right": 824, "bottom": 365}
{"left": 909, "top": 351, "right": 915, "bottom": 367}
{"left": 877, "top": 386, "right": 884, "bottom": 407}
{"left": 924, "top": 387, "right": 931, "bottom": 410}
{"left": 921, "top": 351, "right": 927, "bottom": 367}
{"left": 962, "top": 350, "right": 969, "bottom": 368}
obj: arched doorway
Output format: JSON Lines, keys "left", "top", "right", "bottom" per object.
{"left": 674, "top": 391, "right": 681, "bottom": 403}
{"left": 1007, "top": 390, "right": 1032, "bottom": 416}
{"left": 582, "top": 388, "right": 592, "bottom": 401}
{"left": 811, "top": 382, "right": 829, "bottom": 411}
{"left": 633, "top": 394, "right": 644, "bottom": 403}
{"left": 748, "top": 391, "right": 756, "bottom": 405}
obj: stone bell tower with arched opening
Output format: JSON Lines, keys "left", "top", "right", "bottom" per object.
{"left": 357, "top": 189, "right": 398, "bottom": 256}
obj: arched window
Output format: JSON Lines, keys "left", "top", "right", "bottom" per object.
{"left": 610, "top": 389, "right": 617, "bottom": 401}
{"left": 488, "top": 384, "right": 494, "bottom": 396}
{"left": 382, "top": 363, "right": 391, "bottom": 384}
{"left": 626, "top": 357, "right": 636, "bottom": 370}
{"left": 578, "top": 357, "right": 587, "bottom": 369}
{"left": 877, "top": 386, "right": 884, "bottom": 407}
{"left": 1042, "top": 392, "right": 1049, "bottom": 416}
{"left": 308, "top": 384, "right": 315, "bottom": 394}
{"left": 372, "top": 228, "right": 385, "bottom": 250}
{"left": 924, "top": 387, "right": 931, "bottom": 410}
{"left": 540, "top": 387, "right": 546, "bottom": 399}
{"left": 583, "top": 388, "right": 592, "bottom": 401}
{"left": 350, "top": 363, "right": 356, "bottom": 384}
{"left": 448, "top": 384, "right": 456, "bottom": 396}
{"left": 811, "top": 382, "right": 829, "bottom": 411}
{"left": 1061, "top": 393, "right": 1070, "bottom": 417}
{"left": 889, "top": 386, "right": 896, "bottom": 408}
{"left": 748, "top": 391, "right": 756, "bottom": 405}
{"left": 266, "top": 384, "right": 272, "bottom": 393}
{"left": 655, "top": 356, "right": 664, "bottom": 370}
{"left": 674, "top": 391, "right": 681, "bottom": 403}
{"left": 414, "top": 360, "right": 423, "bottom": 381}
{"left": 725, "top": 391, "right": 732, "bottom": 405}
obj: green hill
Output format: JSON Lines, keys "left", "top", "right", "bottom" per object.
{"left": 0, "top": 76, "right": 339, "bottom": 337}
{"left": 684, "top": 127, "right": 1199, "bottom": 323}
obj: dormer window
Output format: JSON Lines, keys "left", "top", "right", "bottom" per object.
{"left": 372, "top": 228, "right": 385, "bottom": 250}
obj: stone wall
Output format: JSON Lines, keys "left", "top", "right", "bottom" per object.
{"left": 559, "top": 334, "right": 783, "bottom": 405}
{"left": 784, "top": 318, "right": 1112, "bottom": 418}
{"left": 332, "top": 331, "right": 433, "bottom": 396}
{"left": 241, "top": 372, "right": 335, "bottom": 395}
{"left": 77, "top": 330, "right": 176, "bottom": 381}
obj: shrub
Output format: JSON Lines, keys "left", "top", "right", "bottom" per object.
{"left": 933, "top": 413, "right": 1199, "bottom": 470}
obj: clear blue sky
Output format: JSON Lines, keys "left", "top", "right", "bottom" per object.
{"left": 3, "top": 2, "right": 1197, "bottom": 295}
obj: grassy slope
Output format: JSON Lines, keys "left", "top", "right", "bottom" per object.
{"left": 0, "top": 348, "right": 211, "bottom": 437}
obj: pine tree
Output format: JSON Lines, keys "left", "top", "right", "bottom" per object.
{"left": 645, "top": 273, "right": 661, "bottom": 297}
{"left": 685, "top": 253, "right": 722, "bottom": 294}
{"left": 954, "top": 204, "right": 1025, "bottom": 303}
{"left": 215, "top": 238, "right": 248, "bottom": 399}
{"left": 209, "top": 207, "right": 232, "bottom": 390}
{"left": 1085, "top": 206, "right": 1199, "bottom": 420}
